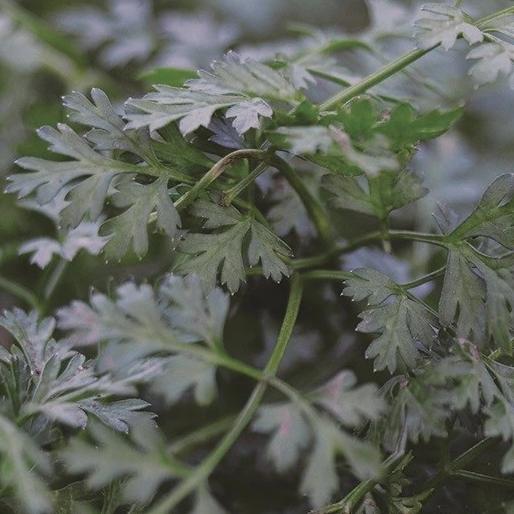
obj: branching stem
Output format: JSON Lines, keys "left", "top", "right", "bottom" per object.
{"left": 175, "top": 149, "right": 268, "bottom": 210}
{"left": 319, "top": 6, "right": 514, "bottom": 111}
{"left": 147, "top": 274, "right": 304, "bottom": 514}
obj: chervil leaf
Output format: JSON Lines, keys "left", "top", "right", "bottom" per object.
{"left": 336, "top": 98, "right": 377, "bottom": 141}
{"left": 274, "top": 126, "right": 398, "bottom": 176}
{"left": 0, "top": 415, "right": 52, "bottom": 514}
{"left": 312, "top": 371, "right": 385, "bottom": 426}
{"left": 101, "top": 176, "right": 180, "bottom": 259}
{"left": 447, "top": 173, "right": 514, "bottom": 249}
{"left": 126, "top": 87, "right": 251, "bottom": 135}
{"left": 323, "top": 170, "right": 427, "bottom": 218}
{"left": 299, "top": 418, "right": 341, "bottom": 509}
{"left": 8, "top": 124, "right": 160, "bottom": 228}
{"left": 343, "top": 268, "right": 399, "bottom": 304}
{"left": 252, "top": 402, "right": 311, "bottom": 472}
{"left": 359, "top": 299, "right": 435, "bottom": 373}
{"left": 188, "top": 51, "right": 297, "bottom": 100}
{"left": 225, "top": 98, "right": 273, "bottom": 134}
{"left": 154, "top": 124, "right": 213, "bottom": 170}
{"left": 150, "top": 355, "right": 217, "bottom": 406}
{"left": 175, "top": 201, "right": 291, "bottom": 293}
{"left": 57, "top": 0, "right": 155, "bottom": 67}
{"left": 58, "top": 276, "right": 229, "bottom": 406}
{"left": 268, "top": 180, "right": 316, "bottom": 238}
{"left": 377, "top": 104, "right": 463, "bottom": 151}
{"left": 430, "top": 346, "right": 500, "bottom": 414}
{"left": 61, "top": 419, "right": 177, "bottom": 504}
{"left": 467, "top": 42, "right": 514, "bottom": 89}
{"left": 415, "top": 3, "right": 483, "bottom": 51}
{"left": 440, "top": 247, "right": 514, "bottom": 351}
{"left": 255, "top": 373, "right": 382, "bottom": 508}
{"left": 19, "top": 238, "right": 62, "bottom": 269}
{"left": 159, "top": 274, "right": 229, "bottom": 348}
{"left": 20, "top": 220, "right": 107, "bottom": 269}
{"left": 322, "top": 175, "right": 375, "bottom": 216}
{"left": 439, "top": 175, "right": 514, "bottom": 350}
{"left": 273, "top": 126, "right": 333, "bottom": 155}
{"left": 79, "top": 398, "right": 153, "bottom": 433}
{"left": 484, "top": 398, "right": 514, "bottom": 473}
{"left": 385, "top": 376, "right": 449, "bottom": 447}
{"left": 126, "top": 52, "right": 296, "bottom": 135}
{"left": 0, "top": 308, "right": 154, "bottom": 432}
{"left": 344, "top": 269, "right": 436, "bottom": 373}
{"left": 190, "top": 486, "right": 227, "bottom": 514}
{"left": 0, "top": 309, "right": 57, "bottom": 375}
{"left": 300, "top": 417, "right": 381, "bottom": 508}
{"left": 63, "top": 88, "right": 151, "bottom": 157}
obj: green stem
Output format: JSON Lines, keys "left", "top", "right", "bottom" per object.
{"left": 319, "top": 6, "right": 514, "bottom": 112}
{"left": 452, "top": 470, "right": 514, "bottom": 489}
{"left": 175, "top": 149, "right": 267, "bottom": 211}
{"left": 401, "top": 266, "right": 446, "bottom": 290}
{"left": 317, "top": 439, "right": 495, "bottom": 514}
{"left": 41, "top": 259, "right": 68, "bottom": 313}
{"left": 0, "top": 276, "right": 42, "bottom": 313}
{"left": 292, "top": 230, "right": 445, "bottom": 271}
{"left": 222, "top": 162, "right": 268, "bottom": 206}
{"left": 269, "top": 155, "right": 333, "bottom": 246}
{"left": 169, "top": 416, "right": 236, "bottom": 456}
{"left": 311, "top": 454, "right": 405, "bottom": 514}
{"left": 147, "top": 274, "right": 304, "bottom": 514}
{"left": 302, "top": 270, "right": 354, "bottom": 282}
{"left": 387, "top": 230, "right": 446, "bottom": 247}
{"left": 418, "top": 438, "right": 496, "bottom": 496}
{"left": 320, "top": 48, "right": 432, "bottom": 111}
{"left": 476, "top": 7, "right": 514, "bottom": 27}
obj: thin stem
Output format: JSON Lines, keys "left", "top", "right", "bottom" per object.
{"left": 401, "top": 266, "right": 446, "bottom": 290}
{"left": 293, "top": 231, "right": 384, "bottom": 270}
{"left": 476, "top": 7, "right": 514, "bottom": 27}
{"left": 320, "top": 48, "right": 432, "bottom": 111}
{"left": 175, "top": 149, "right": 267, "bottom": 211}
{"left": 169, "top": 416, "right": 236, "bottom": 456}
{"left": 269, "top": 155, "right": 333, "bottom": 246}
{"left": 301, "top": 266, "right": 445, "bottom": 288}
{"left": 452, "top": 470, "right": 514, "bottom": 489}
{"left": 388, "top": 230, "right": 446, "bottom": 247}
{"left": 311, "top": 453, "right": 405, "bottom": 514}
{"left": 222, "top": 162, "right": 268, "bottom": 206}
{"left": 418, "top": 438, "right": 496, "bottom": 496}
{"left": 293, "top": 230, "right": 445, "bottom": 271}
{"left": 302, "top": 270, "right": 354, "bottom": 282}
{"left": 42, "top": 258, "right": 68, "bottom": 312}
{"left": 319, "top": 6, "right": 514, "bottom": 112}
{"left": 147, "top": 275, "right": 304, "bottom": 514}
{"left": 0, "top": 276, "right": 42, "bottom": 313}
{"left": 317, "top": 439, "right": 496, "bottom": 514}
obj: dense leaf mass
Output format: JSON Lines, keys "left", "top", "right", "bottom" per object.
{"left": 2, "top": 1, "right": 514, "bottom": 513}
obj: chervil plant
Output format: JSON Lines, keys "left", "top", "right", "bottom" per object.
{"left": 2, "top": 1, "right": 514, "bottom": 513}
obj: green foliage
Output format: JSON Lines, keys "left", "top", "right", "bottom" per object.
{"left": 2, "top": 1, "right": 514, "bottom": 513}
{"left": 415, "top": 3, "right": 483, "bottom": 50}
{"left": 175, "top": 200, "right": 291, "bottom": 292}
{"left": 343, "top": 269, "right": 436, "bottom": 372}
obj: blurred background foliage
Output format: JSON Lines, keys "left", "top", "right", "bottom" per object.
{"left": 1, "top": 1, "right": 514, "bottom": 512}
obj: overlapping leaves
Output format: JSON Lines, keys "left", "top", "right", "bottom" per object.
{"left": 58, "top": 274, "right": 230, "bottom": 406}
{"left": 126, "top": 52, "right": 298, "bottom": 135}
{"left": 439, "top": 174, "right": 514, "bottom": 351}
{"left": 273, "top": 99, "right": 461, "bottom": 177}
